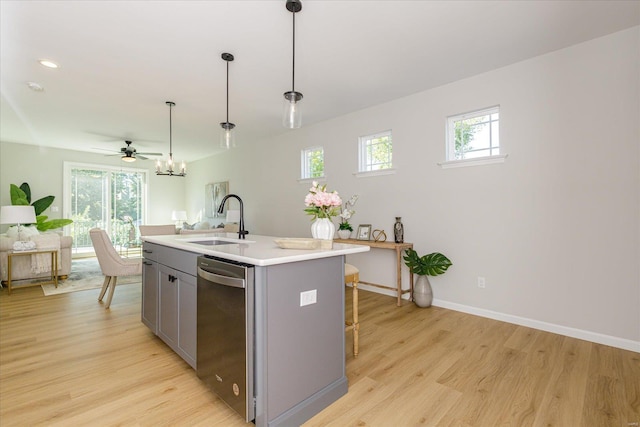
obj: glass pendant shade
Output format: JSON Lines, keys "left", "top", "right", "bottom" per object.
{"left": 283, "top": 91, "right": 303, "bottom": 129}
{"left": 220, "top": 53, "right": 236, "bottom": 149}
{"left": 220, "top": 122, "right": 236, "bottom": 149}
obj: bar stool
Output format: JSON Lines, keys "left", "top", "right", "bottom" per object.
{"left": 344, "top": 263, "right": 359, "bottom": 357}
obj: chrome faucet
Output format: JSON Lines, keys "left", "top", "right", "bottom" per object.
{"left": 217, "top": 194, "right": 248, "bottom": 239}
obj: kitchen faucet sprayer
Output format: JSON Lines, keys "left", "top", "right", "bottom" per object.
{"left": 217, "top": 194, "right": 248, "bottom": 239}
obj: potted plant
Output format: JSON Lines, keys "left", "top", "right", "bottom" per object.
{"left": 403, "top": 248, "right": 452, "bottom": 307}
{"left": 337, "top": 194, "right": 358, "bottom": 239}
{"left": 10, "top": 183, "right": 73, "bottom": 231}
{"left": 304, "top": 181, "right": 342, "bottom": 240}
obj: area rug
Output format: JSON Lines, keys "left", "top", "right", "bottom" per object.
{"left": 41, "top": 257, "right": 141, "bottom": 296}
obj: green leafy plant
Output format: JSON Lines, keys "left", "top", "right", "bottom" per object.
{"left": 10, "top": 183, "right": 73, "bottom": 231}
{"left": 338, "top": 222, "right": 353, "bottom": 231}
{"left": 403, "top": 249, "right": 452, "bottom": 276}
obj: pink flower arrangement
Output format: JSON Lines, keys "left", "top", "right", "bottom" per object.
{"left": 304, "top": 181, "right": 342, "bottom": 220}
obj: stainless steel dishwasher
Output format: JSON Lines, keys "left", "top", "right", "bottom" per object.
{"left": 196, "top": 256, "right": 255, "bottom": 422}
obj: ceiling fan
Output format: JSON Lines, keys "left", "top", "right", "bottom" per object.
{"left": 100, "top": 141, "right": 163, "bottom": 162}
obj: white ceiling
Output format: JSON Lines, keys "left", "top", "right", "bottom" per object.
{"left": 1, "top": 0, "right": 639, "bottom": 162}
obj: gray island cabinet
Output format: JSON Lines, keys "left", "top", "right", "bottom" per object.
{"left": 141, "top": 233, "right": 369, "bottom": 427}
{"left": 142, "top": 241, "right": 197, "bottom": 368}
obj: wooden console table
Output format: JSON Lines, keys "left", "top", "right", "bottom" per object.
{"left": 6, "top": 249, "right": 58, "bottom": 295}
{"left": 334, "top": 239, "right": 413, "bottom": 306}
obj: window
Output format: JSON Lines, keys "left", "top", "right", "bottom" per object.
{"left": 301, "top": 146, "right": 324, "bottom": 179}
{"left": 447, "top": 106, "right": 500, "bottom": 161}
{"left": 359, "top": 130, "right": 392, "bottom": 172}
{"left": 63, "top": 162, "right": 147, "bottom": 256}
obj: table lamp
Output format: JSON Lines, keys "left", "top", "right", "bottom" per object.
{"left": 171, "top": 210, "right": 187, "bottom": 228}
{"left": 1, "top": 205, "right": 37, "bottom": 250}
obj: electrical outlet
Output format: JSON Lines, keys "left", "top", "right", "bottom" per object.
{"left": 300, "top": 289, "right": 317, "bottom": 306}
{"left": 478, "top": 276, "right": 486, "bottom": 288}
{"left": 51, "top": 206, "right": 59, "bottom": 212}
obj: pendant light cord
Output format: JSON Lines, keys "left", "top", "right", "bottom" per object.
{"left": 226, "top": 59, "right": 230, "bottom": 123}
{"left": 292, "top": 10, "right": 296, "bottom": 92}
{"left": 168, "top": 103, "right": 173, "bottom": 159}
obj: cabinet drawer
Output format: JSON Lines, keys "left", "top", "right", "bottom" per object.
{"left": 155, "top": 244, "right": 198, "bottom": 276}
{"left": 142, "top": 242, "right": 160, "bottom": 262}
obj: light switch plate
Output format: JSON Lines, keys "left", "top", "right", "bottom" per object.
{"left": 300, "top": 289, "right": 317, "bottom": 306}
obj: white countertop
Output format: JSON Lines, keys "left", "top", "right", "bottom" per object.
{"left": 141, "top": 232, "right": 370, "bottom": 266}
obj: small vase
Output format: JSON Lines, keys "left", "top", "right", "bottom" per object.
{"left": 337, "top": 229, "right": 351, "bottom": 239}
{"left": 394, "top": 217, "right": 404, "bottom": 243}
{"left": 413, "top": 275, "right": 433, "bottom": 308}
{"left": 311, "top": 218, "right": 335, "bottom": 240}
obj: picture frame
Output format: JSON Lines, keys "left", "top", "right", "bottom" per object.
{"left": 205, "top": 181, "right": 229, "bottom": 218}
{"left": 356, "top": 224, "right": 372, "bottom": 241}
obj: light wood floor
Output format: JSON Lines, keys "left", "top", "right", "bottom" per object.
{"left": 0, "top": 283, "right": 638, "bottom": 427}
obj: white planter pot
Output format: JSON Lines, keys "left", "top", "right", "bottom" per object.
{"left": 337, "top": 229, "right": 351, "bottom": 239}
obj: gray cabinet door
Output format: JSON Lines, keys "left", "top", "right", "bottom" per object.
{"left": 178, "top": 271, "right": 197, "bottom": 368}
{"left": 158, "top": 264, "right": 178, "bottom": 348}
{"left": 142, "top": 259, "right": 158, "bottom": 333}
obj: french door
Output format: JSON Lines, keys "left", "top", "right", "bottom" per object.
{"left": 63, "top": 162, "right": 147, "bottom": 256}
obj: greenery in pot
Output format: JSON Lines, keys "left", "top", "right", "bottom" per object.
{"left": 338, "top": 222, "right": 353, "bottom": 232}
{"left": 10, "top": 183, "right": 73, "bottom": 231}
{"left": 403, "top": 248, "right": 452, "bottom": 276}
{"left": 338, "top": 194, "right": 358, "bottom": 232}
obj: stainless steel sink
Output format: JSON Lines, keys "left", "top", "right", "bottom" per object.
{"left": 189, "top": 240, "right": 237, "bottom": 246}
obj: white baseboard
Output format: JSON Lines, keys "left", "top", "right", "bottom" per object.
{"left": 432, "top": 299, "right": 640, "bottom": 353}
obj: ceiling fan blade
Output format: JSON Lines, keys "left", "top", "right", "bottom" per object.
{"left": 137, "top": 152, "right": 163, "bottom": 156}
{"left": 137, "top": 155, "right": 149, "bottom": 160}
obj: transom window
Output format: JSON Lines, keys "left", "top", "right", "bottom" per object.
{"left": 447, "top": 106, "right": 500, "bottom": 161}
{"left": 359, "top": 130, "right": 393, "bottom": 172}
{"left": 301, "top": 146, "right": 324, "bottom": 179}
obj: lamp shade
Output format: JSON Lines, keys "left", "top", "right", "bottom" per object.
{"left": 0, "top": 205, "right": 37, "bottom": 225}
{"left": 171, "top": 210, "right": 187, "bottom": 221}
{"left": 226, "top": 209, "right": 240, "bottom": 223}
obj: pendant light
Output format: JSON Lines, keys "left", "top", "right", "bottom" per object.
{"left": 156, "top": 101, "right": 186, "bottom": 177}
{"left": 283, "top": 0, "right": 303, "bottom": 129}
{"left": 220, "top": 52, "right": 236, "bottom": 149}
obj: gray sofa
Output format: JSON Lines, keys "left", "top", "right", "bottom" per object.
{"left": 0, "top": 234, "right": 73, "bottom": 283}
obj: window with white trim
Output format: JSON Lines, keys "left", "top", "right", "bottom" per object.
{"left": 447, "top": 106, "right": 500, "bottom": 161}
{"left": 301, "top": 146, "right": 324, "bottom": 179}
{"left": 358, "top": 130, "right": 392, "bottom": 172}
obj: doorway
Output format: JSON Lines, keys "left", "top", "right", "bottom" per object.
{"left": 63, "top": 162, "right": 147, "bottom": 257}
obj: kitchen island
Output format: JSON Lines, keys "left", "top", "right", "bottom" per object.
{"left": 141, "top": 233, "right": 369, "bottom": 427}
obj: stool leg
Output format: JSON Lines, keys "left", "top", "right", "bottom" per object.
{"left": 353, "top": 275, "right": 359, "bottom": 357}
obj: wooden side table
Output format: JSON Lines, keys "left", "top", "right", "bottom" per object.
{"left": 6, "top": 249, "right": 58, "bottom": 295}
{"left": 334, "top": 238, "right": 413, "bottom": 306}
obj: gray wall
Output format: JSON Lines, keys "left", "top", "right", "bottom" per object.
{"left": 183, "top": 27, "right": 640, "bottom": 349}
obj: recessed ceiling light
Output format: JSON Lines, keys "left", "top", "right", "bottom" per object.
{"left": 38, "top": 59, "right": 58, "bottom": 69}
{"left": 27, "top": 82, "right": 44, "bottom": 92}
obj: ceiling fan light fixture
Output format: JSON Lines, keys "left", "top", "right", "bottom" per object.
{"left": 283, "top": 0, "right": 303, "bottom": 129}
{"left": 220, "top": 53, "right": 236, "bottom": 149}
{"left": 156, "top": 101, "right": 186, "bottom": 177}
{"left": 121, "top": 154, "right": 136, "bottom": 163}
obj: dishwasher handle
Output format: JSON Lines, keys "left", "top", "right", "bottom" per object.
{"left": 198, "top": 266, "right": 246, "bottom": 289}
